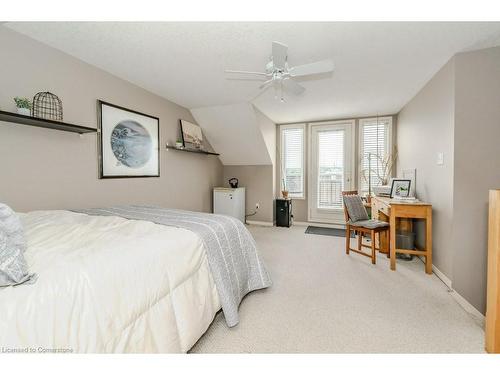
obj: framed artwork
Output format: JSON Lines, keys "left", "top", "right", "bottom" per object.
{"left": 98, "top": 100, "right": 160, "bottom": 178}
{"left": 180, "top": 119, "right": 203, "bottom": 149}
{"left": 390, "top": 179, "right": 412, "bottom": 199}
{"left": 401, "top": 168, "right": 417, "bottom": 197}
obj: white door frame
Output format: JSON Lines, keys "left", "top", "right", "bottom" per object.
{"left": 307, "top": 120, "right": 356, "bottom": 224}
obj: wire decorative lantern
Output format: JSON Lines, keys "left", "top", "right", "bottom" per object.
{"left": 32, "top": 91, "right": 63, "bottom": 121}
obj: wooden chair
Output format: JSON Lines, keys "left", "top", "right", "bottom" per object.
{"left": 342, "top": 191, "right": 390, "bottom": 265}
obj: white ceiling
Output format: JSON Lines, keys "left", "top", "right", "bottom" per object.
{"left": 6, "top": 22, "right": 500, "bottom": 123}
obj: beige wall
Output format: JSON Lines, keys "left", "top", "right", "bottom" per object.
{"left": 0, "top": 27, "right": 223, "bottom": 213}
{"left": 397, "top": 46, "right": 500, "bottom": 314}
{"left": 220, "top": 109, "right": 276, "bottom": 223}
{"left": 255, "top": 107, "right": 276, "bottom": 167}
{"left": 223, "top": 165, "right": 274, "bottom": 222}
{"left": 452, "top": 46, "right": 500, "bottom": 313}
{"left": 254, "top": 108, "right": 277, "bottom": 202}
{"left": 397, "top": 59, "right": 456, "bottom": 278}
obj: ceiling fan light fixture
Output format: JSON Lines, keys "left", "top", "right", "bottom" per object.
{"left": 225, "top": 41, "right": 334, "bottom": 102}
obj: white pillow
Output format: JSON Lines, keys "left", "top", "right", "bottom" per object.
{"left": 0, "top": 203, "right": 37, "bottom": 287}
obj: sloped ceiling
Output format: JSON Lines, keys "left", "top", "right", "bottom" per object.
{"left": 5, "top": 22, "right": 500, "bottom": 165}
{"left": 191, "top": 103, "right": 273, "bottom": 166}
{"left": 6, "top": 22, "right": 500, "bottom": 123}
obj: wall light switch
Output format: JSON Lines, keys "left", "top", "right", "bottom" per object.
{"left": 437, "top": 152, "right": 444, "bottom": 166}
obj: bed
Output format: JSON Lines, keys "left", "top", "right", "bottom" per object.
{"left": 0, "top": 207, "right": 271, "bottom": 353}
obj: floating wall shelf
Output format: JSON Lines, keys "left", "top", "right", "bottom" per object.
{"left": 0, "top": 110, "right": 97, "bottom": 134}
{"left": 166, "top": 145, "right": 219, "bottom": 156}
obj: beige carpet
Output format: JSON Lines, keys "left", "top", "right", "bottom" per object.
{"left": 190, "top": 225, "right": 485, "bottom": 353}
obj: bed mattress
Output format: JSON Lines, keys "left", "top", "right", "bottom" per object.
{"left": 0, "top": 210, "right": 221, "bottom": 353}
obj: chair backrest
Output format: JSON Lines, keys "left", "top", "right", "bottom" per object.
{"left": 342, "top": 190, "right": 369, "bottom": 223}
{"left": 341, "top": 191, "right": 358, "bottom": 222}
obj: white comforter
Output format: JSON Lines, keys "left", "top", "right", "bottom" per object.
{"left": 0, "top": 210, "right": 221, "bottom": 353}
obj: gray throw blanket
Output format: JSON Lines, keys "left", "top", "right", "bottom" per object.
{"left": 74, "top": 205, "right": 272, "bottom": 327}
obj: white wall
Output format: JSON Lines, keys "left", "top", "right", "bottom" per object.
{"left": 191, "top": 103, "right": 272, "bottom": 166}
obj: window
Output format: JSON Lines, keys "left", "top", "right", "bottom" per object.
{"left": 280, "top": 124, "right": 305, "bottom": 198}
{"left": 359, "top": 117, "right": 393, "bottom": 194}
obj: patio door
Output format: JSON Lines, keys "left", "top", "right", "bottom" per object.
{"left": 308, "top": 121, "right": 355, "bottom": 224}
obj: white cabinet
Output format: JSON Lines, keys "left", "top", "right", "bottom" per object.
{"left": 213, "top": 187, "right": 246, "bottom": 223}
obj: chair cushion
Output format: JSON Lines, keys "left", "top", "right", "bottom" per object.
{"left": 350, "top": 219, "right": 389, "bottom": 229}
{"left": 343, "top": 195, "right": 369, "bottom": 222}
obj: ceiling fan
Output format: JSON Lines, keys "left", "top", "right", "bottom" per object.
{"left": 225, "top": 41, "right": 334, "bottom": 102}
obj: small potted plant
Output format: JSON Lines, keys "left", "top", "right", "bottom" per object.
{"left": 175, "top": 139, "right": 184, "bottom": 149}
{"left": 14, "top": 97, "right": 32, "bottom": 116}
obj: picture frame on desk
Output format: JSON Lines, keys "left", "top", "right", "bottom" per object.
{"left": 401, "top": 168, "right": 417, "bottom": 197}
{"left": 390, "top": 179, "right": 411, "bottom": 199}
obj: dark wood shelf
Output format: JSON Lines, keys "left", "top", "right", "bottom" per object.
{"left": 166, "top": 145, "right": 219, "bottom": 156}
{"left": 0, "top": 110, "right": 97, "bottom": 134}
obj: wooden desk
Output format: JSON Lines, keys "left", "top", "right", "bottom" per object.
{"left": 371, "top": 196, "right": 433, "bottom": 274}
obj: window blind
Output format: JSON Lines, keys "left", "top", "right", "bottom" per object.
{"left": 359, "top": 118, "right": 391, "bottom": 194}
{"left": 281, "top": 127, "right": 304, "bottom": 198}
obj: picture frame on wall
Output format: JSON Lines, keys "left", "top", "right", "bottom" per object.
{"left": 180, "top": 119, "right": 203, "bottom": 150}
{"left": 98, "top": 100, "right": 160, "bottom": 179}
{"left": 390, "top": 179, "right": 412, "bottom": 199}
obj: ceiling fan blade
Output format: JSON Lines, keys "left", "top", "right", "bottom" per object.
{"left": 272, "top": 41, "right": 288, "bottom": 70}
{"left": 259, "top": 79, "right": 273, "bottom": 89}
{"left": 225, "top": 69, "right": 269, "bottom": 77}
{"left": 250, "top": 82, "right": 272, "bottom": 101}
{"left": 226, "top": 77, "right": 268, "bottom": 82}
{"left": 289, "top": 59, "right": 334, "bottom": 77}
{"left": 282, "top": 78, "right": 305, "bottom": 95}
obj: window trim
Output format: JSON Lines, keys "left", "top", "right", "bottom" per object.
{"left": 358, "top": 116, "right": 393, "bottom": 193}
{"left": 278, "top": 123, "right": 306, "bottom": 199}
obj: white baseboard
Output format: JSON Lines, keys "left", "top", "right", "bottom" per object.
{"left": 432, "top": 264, "right": 452, "bottom": 290}
{"left": 246, "top": 220, "right": 274, "bottom": 227}
{"left": 293, "top": 221, "right": 345, "bottom": 229}
{"left": 449, "top": 290, "right": 485, "bottom": 327}
{"left": 430, "top": 262, "right": 484, "bottom": 326}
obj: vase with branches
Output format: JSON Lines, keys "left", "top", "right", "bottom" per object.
{"left": 361, "top": 146, "right": 398, "bottom": 196}
{"left": 281, "top": 177, "right": 289, "bottom": 199}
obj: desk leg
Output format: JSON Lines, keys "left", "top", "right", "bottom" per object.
{"left": 377, "top": 211, "right": 390, "bottom": 254}
{"left": 390, "top": 213, "right": 397, "bottom": 271}
{"left": 425, "top": 209, "right": 433, "bottom": 275}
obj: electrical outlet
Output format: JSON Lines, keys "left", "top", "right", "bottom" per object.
{"left": 255, "top": 203, "right": 260, "bottom": 210}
